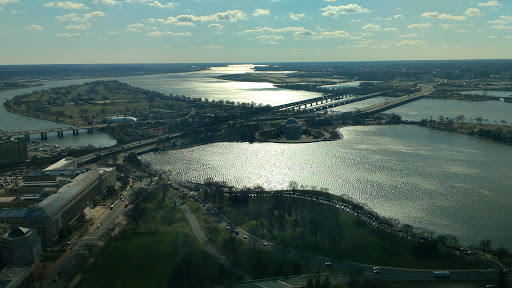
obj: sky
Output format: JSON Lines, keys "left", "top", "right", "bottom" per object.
{"left": 0, "top": 0, "right": 511, "bottom": 64}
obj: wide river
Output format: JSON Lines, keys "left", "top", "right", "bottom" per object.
{"left": 142, "top": 125, "right": 512, "bottom": 249}
{"left": 2, "top": 67, "right": 512, "bottom": 248}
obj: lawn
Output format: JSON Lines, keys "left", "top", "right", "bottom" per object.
{"left": 78, "top": 193, "right": 240, "bottom": 288}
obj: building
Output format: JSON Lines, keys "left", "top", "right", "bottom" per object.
{"left": 0, "top": 265, "right": 34, "bottom": 288}
{"left": 282, "top": 118, "right": 302, "bottom": 140}
{"left": 0, "top": 227, "right": 42, "bottom": 266}
{"left": 43, "top": 157, "right": 77, "bottom": 171}
{"left": 0, "top": 139, "right": 27, "bottom": 168}
{"left": 107, "top": 116, "right": 137, "bottom": 124}
{"left": 0, "top": 168, "right": 116, "bottom": 248}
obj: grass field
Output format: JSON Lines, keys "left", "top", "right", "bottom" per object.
{"left": 78, "top": 194, "right": 240, "bottom": 288}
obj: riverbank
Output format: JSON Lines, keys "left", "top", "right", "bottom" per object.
{"left": 411, "top": 120, "right": 512, "bottom": 145}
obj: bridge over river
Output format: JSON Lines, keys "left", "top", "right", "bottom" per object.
{"left": 276, "top": 92, "right": 387, "bottom": 113}
{"left": 1, "top": 124, "right": 111, "bottom": 141}
{"left": 355, "top": 84, "right": 434, "bottom": 115}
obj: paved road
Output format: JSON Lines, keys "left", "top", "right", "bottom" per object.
{"left": 171, "top": 184, "right": 504, "bottom": 288}
{"left": 173, "top": 194, "right": 251, "bottom": 280}
{"left": 43, "top": 180, "right": 141, "bottom": 288}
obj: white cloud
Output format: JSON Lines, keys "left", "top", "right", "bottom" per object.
{"left": 321, "top": 4, "right": 370, "bottom": 17}
{"left": 439, "top": 23, "right": 457, "bottom": 29}
{"left": 253, "top": 9, "right": 269, "bottom": 17}
{"left": 324, "top": 0, "right": 335, "bottom": 1}
{"left": 123, "top": 0, "right": 176, "bottom": 8}
{"left": 489, "top": 15, "right": 512, "bottom": 25}
{"left": 289, "top": 12, "right": 306, "bottom": 21}
{"left": 56, "top": 11, "right": 105, "bottom": 22}
{"left": 201, "top": 45, "right": 222, "bottom": 49}
{"left": 208, "top": 23, "right": 223, "bottom": 29}
{"left": 147, "top": 1, "right": 175, "bottom": 9}
{"left": 55, "top": 32, "right": 80, "bottom": 37}
{"left": 407, "top": 23, "right": 431, "bottom": 29}
{"left": 362, "top": 24, "right": 381, "bottom": 31}
{"left": 241, "top": 26, "right": 308, "bottom": 34}
{"left": 393, "top": 39, "right": 426, "bottom": 46}
{"left": 478, "top": 0, "right": 501, "bottom": 6}
{"left": 125, "top": 23, "right": 144, "bottom": 31}
{"left": 398, "top": 34, "right": 419, "bottom": 38}
{"left": 148, "top": 31, "right": 191, "bottom": 36}
{"left": 93, "top": 0, "right": 119, "bottom": 5}
{"left": 293, "top": 29, "right": 313, "bottom": 36}
{"left": 314, "top": 30, "right": 357, "bottom": 39}
{"left": 383, "top": 27, "right": 398, "bottom": 31}
{"left": 66, "top": 23, "right": 90, "bottom": 29}
{"left": 492, "top": 25, "right": 512, "bottom": 29}
{"left": 488, "top": 34, "right": 498, "bottom": 39}
{"left": 421, "top": 11, "right": 466, "bottom": 21}
{"left": 165, "top": 10, "right": 246, "bottom": 25}
{"left": 465, "top": 8, "right": 481, "bottom": 17}
{"left": 256, "top": 35, "right": 284, "bottom": 40}
{"left": 44, "top": 1, "right": 89, "bottom": 10}
{"left": 394, "top": 14, "right": 404, "bottom": 20}
{"left": 0, "top": 0, "right": 19, "bottom": 5}
{"left": 26, "top": 24, "right": 44, "bottom": 31}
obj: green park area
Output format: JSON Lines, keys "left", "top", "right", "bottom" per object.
{"left": 199, "top": 182, "right": 491, "bottom": 270}
{"left": 78, "top": 186, "right": 240, "bottom": 288}
{"left": 3, "top": 80, "right": 188, "bottom": 125}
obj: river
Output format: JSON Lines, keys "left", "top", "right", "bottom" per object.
{"left": 3, "top": 68, "right": 512, "bottom": 248}
{"left": 141, "top": 125, "right": 512, "bottom": 249}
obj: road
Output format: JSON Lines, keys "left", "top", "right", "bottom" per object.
{"left": 171, "top": 184, "right": 504, "bottom": 288}
{"left": 43, "top": 179, "right": 141, "bottom": 288}
{"left": 172, "top": 194, "right": 251, "bottom": 280}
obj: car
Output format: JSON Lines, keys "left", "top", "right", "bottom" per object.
{"left": 325, "top": 262, "right": 332, "bottom": 266}
{"left": 262, "top": 242, "right": 268, "bottom": 246}
{"left": 97, "top": 223, "right": 101, "bottom": 228}
{"left": 373, "top": 267, "right": 381, "bottom": 273}
{"left": 243, "top": 236, "right": 247, "bottom": 239}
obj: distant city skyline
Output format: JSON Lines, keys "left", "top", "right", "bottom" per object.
{"left": 1, "top": 0, "right": 511, "bottom": 64}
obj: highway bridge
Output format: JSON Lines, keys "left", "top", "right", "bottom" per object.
{"left": 277, "top": 92, "right": 385, "bottom": 113}
{"left": 2, "top": 124, "right": 111, "bottom": 141}
{"left": 76, "top": 132, "right": 181, "bottom": 164}
{"left": 355, "top": 84, "right": 434, "bottom": 115}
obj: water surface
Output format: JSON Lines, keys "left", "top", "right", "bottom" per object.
{"left": 142, "top": 125, "right": 512, "bottom": 248}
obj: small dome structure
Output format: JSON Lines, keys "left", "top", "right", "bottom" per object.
{"left": 107, "top": 116, "right": 137, "bottom": 124}
{"left": 283, "top": 118, "right": 302, "bottom": 140}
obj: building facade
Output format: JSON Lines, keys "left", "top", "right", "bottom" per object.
{"left": 0, "top": 139, "right": 27, "bottom": 168}
{"left": 0, "top": 168, "right": 115, "bottom": 248}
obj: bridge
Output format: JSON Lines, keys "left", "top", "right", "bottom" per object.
{"left": 1, "top": 124, "right": 111, "bottom": 141}
{"left": 276, "top": 92, "right": 386, "bottom": 113}
{"left": 355, "top": 84, "right": 434, "bottom": 115}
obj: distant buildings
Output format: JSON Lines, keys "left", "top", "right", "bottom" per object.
{"left": 283, "top": 118, "right": 302, "bottom": 140}
{"left": 0, "top": 139, "right": 27, "bottom": 168}
{"left": 0, "top": 158, "right": 116, "bottom": 248}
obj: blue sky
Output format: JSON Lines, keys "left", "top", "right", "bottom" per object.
{"left": 0, "top": 0, "right": 511, "bottom": 64}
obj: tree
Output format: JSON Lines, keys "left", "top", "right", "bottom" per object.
{"left": 475, "top": 117, "right": 484, "bottom": 124}
{"left": 322, "top": 275, "right": 331, "bottom": 288}
{"left": 500, "top": 120, "right": 508, "bottom": 126}
{"left": 479, "top": 239, "right": 492, "bottom": 252}
{"left": 455, "top": 114, "right": 465, "bottom": 123}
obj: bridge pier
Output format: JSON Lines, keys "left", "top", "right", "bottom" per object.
{"left": 40, "top": 132, "right": 47, "bottom": 140}
{"left": 73, "top": 129, "right": 79, "bottom": 135}
{"left": 57, "top": 131, "right": 64, "bottom": 138}
{"left": 24, "top": 133, "right": 30, "bottom": 142}
{"left": 87, "top": 128, "right": 94, "bottom": 134}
